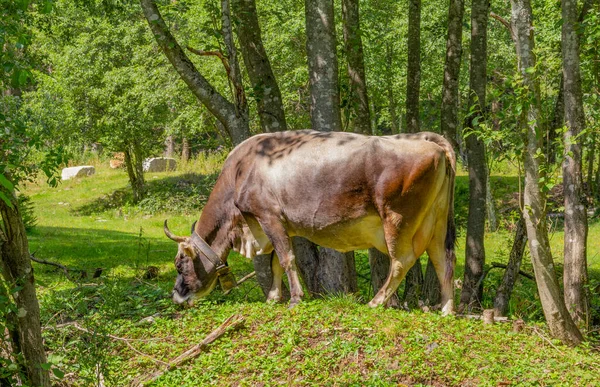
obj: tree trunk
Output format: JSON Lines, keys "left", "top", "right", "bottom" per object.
{"left": 405, "top": 0, "right": 421, "bottom": 133}
{"left": 386, "top": 44, "right": 398, "bottom": 135}
{"left": 164, "top": 134, "right": 174, "bottom": 157}
{"left": 440, "top": 0, "right": 464, "bottom": 150}
{"left": 511, "top": 0, "right": 583, "bottom": 346}
{"left": 304, "top": 0, "right": 357, "bottom": 295}
{"left": 460, "top": 0, "right": 489, "bottom": 312}
{"left": 403, "top": 258, "right": 423, "bottom": 308}
{"left": 292, "top": 237, "right": 321, "bottom": 296}
{"left": 486, "top": 175, "right": 498, "bottom": 231}
{"left": 181, "top": 136, "right": 190, "bottom": 163}
{"left": 368, "top": 248, "right": 400, "bottom": 307}
{"left": 341, "top": 0, "right": 371, "bottom": 134}
{"left": 140, "top": 0, "right": 250, "bottom": 145}
{"left": 586, "top": 133, "right": 596, "bottom": 196}
{"left": 423, "top": 258, "right": 441, "bottom": 306}
{"left": 124, "top": 146, "right": 145, "bottom": 203}
{"left": 0, "top": 192, "right": 50, "bottom": 386}
{"left": 561, "top": 0, "right": 589, "bottom": 328}
{"left": 305, "top": 0, "right": 342, "bottom": 132}
{"left": 233, "top": 0, "right": 287, "bottom": 133}
{"left": 548, "top": 75, "right": 564, "bottom": 164}
{"left": 493, "top": 215, "right": 527, "bottom": 316}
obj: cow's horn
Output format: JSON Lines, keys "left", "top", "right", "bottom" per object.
{"left": 164, "top": 220, "right": 187, "bottom": 243}
{"left": 192, "top": 234, "right": 222, "bottom": 264}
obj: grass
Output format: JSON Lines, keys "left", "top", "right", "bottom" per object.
{"left": 17, "top": 155, "right": 600, "bottom": 386}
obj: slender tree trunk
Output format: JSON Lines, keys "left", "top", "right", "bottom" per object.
{"left": 548, "top": 75, "right": 564, "bottom": 164}
{"left": 0, "top": 192, "right": 50, "bottom": 386}
{"left": 405, "top": 0, "right": 421, "bottom": 133}
{"left": 233, "top": 0, "right": 287, "bottom": 133}
{"left": 440, "top": 0, "right": 464, "bottom": 150}
{"left": 511, "top": 0, "right": 583, "bottom": 346}
{"left": 181, "top": 136, "right": 190, "bottom": 163}
{"left": 493, "top": 215, "right": 527, "bottom": 316}
{"left": 140, "top": 0, "right": 250, "bottom": 144}
{"left": 561, "top": 0, "right": 589, "bottom": 328}
{"left": 386, "top": 49, "right": 398, "bottom": 135}
{"left": 164, "top": 134, "right": 174, "bottom": 157}
{"left": 305, "top": 0, "right": 356, "bottom": 294}
{"left": 342, "top": 0, "right": 371, "bottom": 134}
{"left": 124, "top": 146, "right": 145, "bottom": 203}
{"left": 368, "top": 248, "right": 400, "bottom": 307}
{"left": 459, "top": 0, "right": 489, "bottom": 312}
{"left": 292, "top": 237, "right": 321, "bottom": 296}
{"left": 586, "top": 133, "right": 596, "bottom": 196}
{"left": 423, "top": 258, "right": 441, "bottom": 306}
{"left": 221, "top": 0, "right": 248, "bottom": 118}
{"left": 486, "top": 175, "right": 498, "bottom": 231}
{"left": 403, "top": 258, "right": 423, "bottom": 308}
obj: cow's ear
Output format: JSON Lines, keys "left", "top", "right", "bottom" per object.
{"left": 181, "top": 242, "right": 197, "bottom": 259}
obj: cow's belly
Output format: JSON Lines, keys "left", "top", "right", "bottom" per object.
{"left": 289, "top": 214, "right": 387, "bottom": 253}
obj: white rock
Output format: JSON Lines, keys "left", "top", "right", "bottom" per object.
{"left": 142, "top": 157, "right": 177, "bottom": 173}
{"left": 61, "top": 166, "right": 95, "bottom": 181}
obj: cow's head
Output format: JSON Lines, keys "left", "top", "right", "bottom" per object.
{"left": 164, "top": 220, "right": 226, "bottom": 305}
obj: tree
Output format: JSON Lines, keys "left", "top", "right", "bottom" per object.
{"left": 233, "top": 0, "right": 287, "bottom": 132}
{"left": 405, "top": 0, "right": 421, "bottom": 133}
{"left": 459, "top": 0, "right": 489, "bottom": 312}
{"left": 510, "top": 0, "right": 583, "bottom": 346}
{"left": 0, "top": 2, "right": 58, "bottom": 384}
{"left": 341, "top": 0, "right": 371, "bottom": 134}
{"left": 440, "top": 0, "right": 464, "bottom": 150}
{"left": 561, "top": 0, "right": 589, "bottom": 328}
{"left": 304, "top": 0, "right": 357, "bottom": 295}
{"left": 140, "top": 0, "right": 250, "bottom": 145}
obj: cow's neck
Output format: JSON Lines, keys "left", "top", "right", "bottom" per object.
{"left": 194, "top": 179, "right": 238, "bottom": 262}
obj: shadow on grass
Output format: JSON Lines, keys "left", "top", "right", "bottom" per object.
{"left": 72, "top": 172, "right": 219, "bottom": 216}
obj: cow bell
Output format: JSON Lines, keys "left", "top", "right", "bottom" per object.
{"left": 216, "top": 265, "right": 237, "bottom": 294}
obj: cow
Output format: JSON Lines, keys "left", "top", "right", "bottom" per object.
{"left": 163, "top": 130, "right": 456, "bottom": 314}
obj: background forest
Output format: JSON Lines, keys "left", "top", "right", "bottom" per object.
{"left": 1, "top": 0, "right": 600, "bottom": 385}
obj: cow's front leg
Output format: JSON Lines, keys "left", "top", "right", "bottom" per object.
{"left": 266, "top": 253, "right": 284, "bottom": 303}
{"left": 257, "top": 217, "right": 304, "bottom": 308}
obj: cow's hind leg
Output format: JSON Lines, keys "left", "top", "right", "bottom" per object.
{"left": 266, "top": 253, "right": 284, "bottom": 303}
{"left": 256, "top": 216, "right": 304, "bottom": 307}
{"left": 426, "top": 224, "right": 455, "bottom": 315}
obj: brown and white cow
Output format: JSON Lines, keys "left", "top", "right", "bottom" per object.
{"left": 164, "top": 130, "right": 456, "bottom": 314}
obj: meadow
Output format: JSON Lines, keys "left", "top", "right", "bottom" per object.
{"left": 22, "top": 154, "right": 600, "bottom": 386}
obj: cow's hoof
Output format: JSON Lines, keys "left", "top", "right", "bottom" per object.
{"left": 288, "top": 299, "right": 301, "bottom": 309}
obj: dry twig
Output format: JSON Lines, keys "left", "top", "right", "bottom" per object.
{"left": 132, "top": 314, "right": 245, "bottom": 386}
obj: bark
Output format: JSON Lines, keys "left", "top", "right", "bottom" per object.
{"left": 586, "top": 133, "right": 596, "bottom": 196}
{"left": 386, "top": 43, "right": 398, "bottom": 135}
{"left": 305, "top": 0, "right": 342, "bottom": 132}
{"left": 486, "top": 175, "right": 498, "bottom": 231}
{"left": 0, "top": 192, "right": 50, "bottom": 386}
{"left": 561, "top": 0, "right": 589, "bottom": 328}
{"left": 493, "top": 215, "right": 527, "bottom": 317}
{"left": 124, "top": 145, "right": 146, "bottom": 203}
{"left": 423, "top": 258, "right": 441, "bottom": 306}
{"left": 460, "top": 0, "right": 489, "bottom": 312}
{"left": 292, "top": 237, "right": 321, "bottom": 296}
{"left": 405, "top": 0, "right": 421, "bottom": 133}
{"left": 440, "top": 0, "right": 464, "bottom": 150}
{"left": 164, "top": 135, "right": 174, "bottom": 157}
{"left": 403, "top": 259, "right": 423, "bottom": 308}
{"left": 181, "top": 136, "right": 190, "bottom": 163}
{"left": 368, "top": 248, "right": 400, "bottom": 307}
{"left": 221, "top": 0, "right": 248, "bottom": 119}
{"left": 511, "top": 0, "right": 583, "bottom": 346}
{"left": 304, "top": 0, "right": 357, "bottom": 295}
{"left": 140, "top": 0, "right": 250, "bottom": 145}
{"left": 341, "top": 0, "right": 371, "bottom": 134}
{"left": 233, "top": 0, "right": 287, "bottom": 132}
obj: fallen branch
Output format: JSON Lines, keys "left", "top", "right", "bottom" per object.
{"left": 236, "top": 271, "right": 256, "bottom": 286}
{"left": 490, "top": 262, "right": 535, "bottom": 281}
{"left": 132, "top": 314, "right": 245, "bottom": 386}
{"left": 490, "top": 12, "right": 516, "bottom": 42}
{"left": 29, "top": 254, "right": 70, "bottom": 276}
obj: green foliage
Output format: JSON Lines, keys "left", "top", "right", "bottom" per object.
{"left": 18, "top": 194, "right": 37, "bottom": 231}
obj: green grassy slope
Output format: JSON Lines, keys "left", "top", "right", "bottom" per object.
{"left": 21, "top": 160, "right": 600, "bottom": 386}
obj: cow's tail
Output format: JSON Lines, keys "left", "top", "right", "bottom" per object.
{"left": 421, "top": 133, "right": 456, "bottom": 284}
